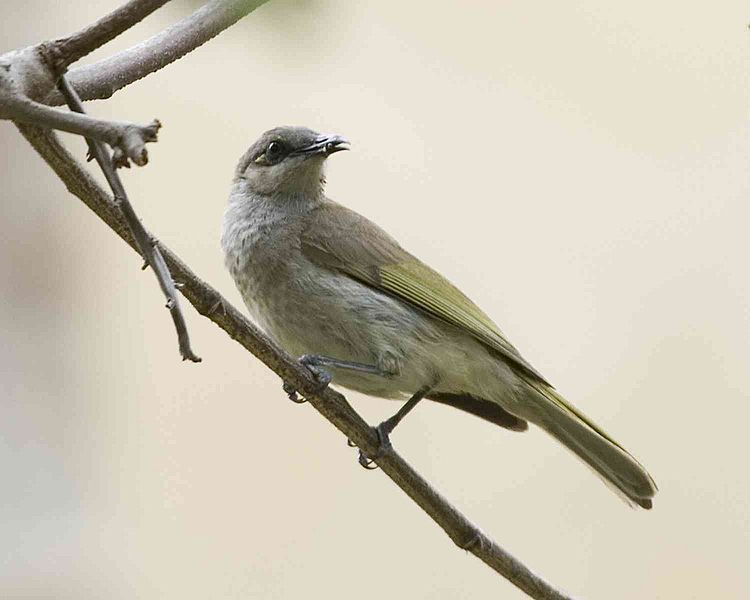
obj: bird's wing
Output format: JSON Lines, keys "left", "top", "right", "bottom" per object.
{"left": 300, "top": 201, "right": 549, "bottom": 383}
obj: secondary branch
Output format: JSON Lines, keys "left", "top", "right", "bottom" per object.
{"left": 48, "top": 0, "right": 171, "bottom": 70}
{"left": 56, "top": 74, "right": 200, "bottom": 362}
{"left": 47, "top": 0, "right": 271, "bottom": 105}
{"left": 0, "top": 88, "right": 159, "bottom": 166}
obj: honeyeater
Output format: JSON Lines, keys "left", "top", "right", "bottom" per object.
{"left": 221, "top": 126, "right": 657, "bottom": 509}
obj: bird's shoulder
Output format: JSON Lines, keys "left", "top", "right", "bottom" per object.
{"left": 301, "top": 199, "right": 407, "bottom": 272}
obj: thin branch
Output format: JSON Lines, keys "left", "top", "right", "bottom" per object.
{"left": 48, "top": 0, "right": 171, "bottom": 70}
{"left": 0, "top": 87, "right": 159, "bottom": 166}
{"left": 16, "top": 123, "right": 576, "bottom": 600}
{"left": 46, "top": 0, "right": 271, "bottom": 106}
{"left": 55, "top": 75, "right": 200, "bottom": 362}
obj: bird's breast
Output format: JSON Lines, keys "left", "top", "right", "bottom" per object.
{"left": 222, "top": 198, "right": 299, "bottom": 321}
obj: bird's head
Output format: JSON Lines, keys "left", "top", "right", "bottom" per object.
{"left": 235, "top": 126, "right": 350, "bottom": 197}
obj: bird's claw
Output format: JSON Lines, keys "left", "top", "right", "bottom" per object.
{"left": 350, "top": 423, "right": 393, "bottom": 471}
{"left": 347, "top": 438, "right": 378, "bottom": 469}
{"left": 283, "top": 355, "right": 334, "bottom": 403}
{"left": 282, "top": 380, "right": 306, "bottom": 404}
{"left": 358, "top": 451, "right": 379, "bottom": 469}
{"left": 299, "top": 355, "right": 333, "bottom": 391}
{"left": 306, "top": 364, "right": 333, "bottom": 390}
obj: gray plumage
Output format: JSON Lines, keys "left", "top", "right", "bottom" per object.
{"left": 222, "top": 126, "right": 657, "bottom": 509}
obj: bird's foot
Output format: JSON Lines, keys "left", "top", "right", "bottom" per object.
{"left": 350, "top": 421, "right": 395, "bottom": 470}
{"left": 282, "top": 380, "right": 306, "bottom": 404}
{"left": 300, "top": 355, "right": 333, "bottom": 394}
{"left": 282, "top": 355, "right": 333, "bottom": 403}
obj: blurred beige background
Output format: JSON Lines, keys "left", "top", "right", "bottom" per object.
{"left": 1, "top": 1, "right": 749, "bottom": 598}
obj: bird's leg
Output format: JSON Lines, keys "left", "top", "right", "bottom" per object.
{"left": 357, "top": 386, "right": 431, "bottom": 469}
{"left": 282, "top": 354, "right": 385, "bottom": 403}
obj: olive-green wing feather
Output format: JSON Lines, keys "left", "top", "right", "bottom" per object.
{"left": 301, "top": 201, "right": 548, "bottom": 383}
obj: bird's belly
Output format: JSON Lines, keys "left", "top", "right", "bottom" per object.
{"left": 255, "top": 280, "right": 522, "bottom": 407}
{"left": 250, "top": 267, "right": 443, "bottom": 399}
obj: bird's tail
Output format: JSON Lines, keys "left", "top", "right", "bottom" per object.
{"left": 523, "top": 380, "right": 657, "bottom": 509}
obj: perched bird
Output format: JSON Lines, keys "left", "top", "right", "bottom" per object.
{"left": 222, "top": 126, "right": 657, "bottom": 509}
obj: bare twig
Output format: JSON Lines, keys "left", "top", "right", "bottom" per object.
{"left": 46, "top": 0, "right": 271, "bottom": 105}
{"left": 56, "top": 75, "right": 200, "bottom": 362}
{"left": 48, "top": 0, "right": 171, "bottom": 70}
{"left": 16, "top": 124, "right": 575, "bottom": 600}
{"left": 0, "top": 84, "right": 159, "bottom": 165}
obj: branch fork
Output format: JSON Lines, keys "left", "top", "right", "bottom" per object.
{"left": 0, "top": 4, "right": 198, "bottom": 361}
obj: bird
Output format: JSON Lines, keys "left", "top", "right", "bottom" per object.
{"left": 221, "top": 126, "right": 657, "bottom": 509}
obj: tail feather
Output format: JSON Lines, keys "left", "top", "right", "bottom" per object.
{"left": 523, "top": 380, "right": 657, "bottom": 509}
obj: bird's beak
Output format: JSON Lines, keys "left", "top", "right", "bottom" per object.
{"left": 292, "top": 134, "right": 350, "bottom": 157}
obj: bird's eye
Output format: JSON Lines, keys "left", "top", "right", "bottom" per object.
{"left": 265, "top": 140, "right": 285, "bottom": 163}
